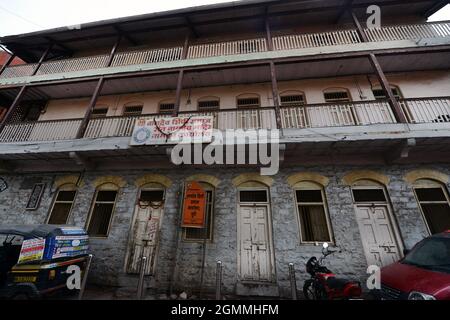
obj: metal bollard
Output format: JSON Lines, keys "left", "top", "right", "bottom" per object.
{"left": 289, "top": 263, "right": 298, "bottom": 300}
{"left": 137, "top": 256, "right": 148, "bottom": 300}
{"left": 215, "top": 261, "right": 222, "bottom": 300}
{"left": 78, "top": 254, "right": 93, "bottom": 300}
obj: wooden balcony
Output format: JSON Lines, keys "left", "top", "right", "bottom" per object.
{"left": 1, "top": 21, "right": 449, "bottom": 80}
{"left": 0, "top": 98, "right": 448, "bottom": 143}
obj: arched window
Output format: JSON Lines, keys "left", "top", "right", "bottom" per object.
{"left": 91, "top": 104, "right": 109, "bottom": 119}
{"left": 372, "top": 85, "right": 402, "bottom": 100}
{"left": 183, "top": 182, "right": 215, "bottom": 241}
{"left": 123, "top": 101, "right": 144, "bottom": 116}
{"left": 159, "top": 99, "right": 175, "bottom": 114}
{"left": 198, "top": 96, "right": 220, "bottom": 111}
{"left": 86, "top": 183, "right": 120, "bottom": 237}
{"left": 323, "top": 88, "right": 351, "bottom": 103}
{"left": 351, "top": 179, "right": 389, "bottom": 203}
{"left": 280, "top": 90, "right": 306, "bottom": 107}
{"left": 236, "top": 93, "right": 260, "bottom": 109}
{"left": 413, "top": 179, "right": 450, "bottom": 234}
{"left": 294, "top": 181, "right": 333, "bottom": 243}
{"left": 47, "top": 184, "right": 77, "bottom": 225}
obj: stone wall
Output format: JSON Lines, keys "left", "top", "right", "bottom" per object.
{"left": 0, "top": 164, "right": 448, "bottom": 297}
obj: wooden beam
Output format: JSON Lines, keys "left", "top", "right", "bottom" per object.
{"left": 182, "top": 32, "right": 190, "bottom": 60}
{"left": 31, "top": 43, "right": 54, "bottom": 76}
{"left": 264, "top": 11, "right": 274, "bottom": 51}
{"left": 185, "top": 16, "right": 199, "bottom": 38}
{"left": 106, "top": 36, "right": 122, "bottom": 67}
{"left": 76, "top": 77, "right": 105, "bottom": 138}
{"left": 335, "top": 0, "right": 354, "bottom": 24}
{"left": 0, "top": 53, "right": 16, "bottom": 76}
{"left": 173, "top": 70, "right": 184, "bottom": 117}
{"left": 350, "top": 10, "right": 369, "bottom": 42}
{"left": 113, "top": 25, "right": 138, "bottom": 46}
{"left": 269, "top": 61, "right": 282, "bottom": 130}
{"left": 0, "top": 86, "right": 27, "bottom": 133}
{"left": 368, "top": 53, "right": 408, "bottom": 123}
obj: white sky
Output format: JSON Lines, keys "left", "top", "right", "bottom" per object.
{"left": 0, "top": 0, "right": 449, "bottom": 37}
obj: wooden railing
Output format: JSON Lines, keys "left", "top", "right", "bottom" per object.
{"left": 84, "top": 107, "right": 277, "bottom": 139}
{"left": 36, "top": 54, "right": 110, "bottom": 75}
{"left": 1, "top": 22, "right": 449, "bottom": 80}
{"left": 111, "top": 47, "right": 184, "bottom": 67}
{"left": 187, "top": 38, "right": 268, "bottom": 59}
{"left": 0, "top": 118, "right": 82, "bottom": 142}
{"left": 1, "top": 98, "right": 449, "bottom": 143}
{"left": 273, "top": 29, "right": 361, "bottom": 51}
{"left": 281, "top": 100, "right": 396, "bottom": 129}
{"left": 364, "top": 21, "right": 450, "bottom": 42}
{"left": 401, "top": 97, "right": 450, "bottom": 124}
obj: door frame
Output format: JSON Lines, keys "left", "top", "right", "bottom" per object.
{"left": 351, "top": 185, "right": 405, "bottom": 266}
{"left": 236, "top": 187, "right": 277, "bottom": 283}
{"left": 124, "top": 185, "right": 166, "bottom": 275}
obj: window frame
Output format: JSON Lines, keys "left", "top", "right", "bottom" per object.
{"left": 413, "top": 179, "right": 450, "bottom": 235}
{"left": 46, "top": 184, "right": 78, "bottom": 225}
{"left": 323, "top": 88, "right": 352, "bottom": 103}
{"left": 122, "top": 102, "right": 144, "bottom": 117}
{"left": 372, "top": 85, "right": 402, "bottom": 101}
{"left": 280, "top": 91, "right": 306, "bottom": 107}
{"left": 293, "top": 182, "right": 334, "bottom": 245}
{"left": 197, "top": 97, "right": 220, "bottom": 111}
{"left": 236, "top": 94, "right": 261, "bottom": 109}
{"left": 158, "top": 100, "right": 175, "bottom": 114}
{"left": 182, "top": 182, "right": 216, "bottom": 243}
{"left": 85, "top": 183, "right": 120, "bottom": 239}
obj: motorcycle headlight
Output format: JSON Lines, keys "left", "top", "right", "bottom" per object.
{"left": 408, "top": 291, "right": 436, "bottom": 300}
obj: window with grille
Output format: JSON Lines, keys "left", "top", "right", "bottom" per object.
{"left": 414, "top": 180, "right": 450, "bottom": 235}
{"left": 198, "top": 99, "right": 220, "bottom": 111}
{"left": 159, "top": 103, "right": 175, "bottom": 114}
{"left": 237, "top": 96, "right": 260, "bottom": 109}
{"left": 372, "top": 87, "right": 401, "bottom": 100}
{"left": 295, "top": 183, "right": 333, "bottom": 243}
{"left": 87, "top": 187, "right": 118, "bottom": 237}
{"left": 91, "top": 108, "right": 108, "bottom": 119}
{"left": 324, "top": 90, "right": 351, "bottom": 103}
{"left": 48, "top": 187, "right": 77, "bottom": 225}
{"left": 123, "top": 105, "right": 143, "bottom": 116}
{"left": 280, "top": 94, "right": 305, "bottom": 107}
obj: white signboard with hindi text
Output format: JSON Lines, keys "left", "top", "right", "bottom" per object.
{"left": 130, "top": 116, "right": 214, "bottom": 146}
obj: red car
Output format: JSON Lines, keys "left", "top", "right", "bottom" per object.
{"left": 380, "top": 231, "right": 450, "bottom": 300}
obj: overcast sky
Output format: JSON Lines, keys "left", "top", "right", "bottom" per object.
{"left": 0, "top": 0, "right": 449, "bottom": 37}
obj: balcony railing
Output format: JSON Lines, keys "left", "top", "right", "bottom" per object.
{"left": 401, "top": 97, "right": 450, "bottom": 123}
{"left": 0, "top": 118, "right": 82, "bottom": 143}
{"left": 281, "top": 100, "right": 396, "bottom": 129}
{"left": 0, "top": 98, "right": 448, "bottom": 143}
{"left": 1, "top": 21, "right": 448, "bottom": 80}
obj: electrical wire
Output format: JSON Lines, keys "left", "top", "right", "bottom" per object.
{"left": 0, "top": 4, "right": 44, "bottom": 28}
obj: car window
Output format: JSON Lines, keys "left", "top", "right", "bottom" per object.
{"left": 403, "top": 237, "right": 450, "bottom": 273}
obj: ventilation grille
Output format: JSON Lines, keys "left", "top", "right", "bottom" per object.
{"left": 281, "top": 95, "right": 305, "bottom": 107}
{"left": 198, "top": 100, "right": 220, "bottom": 110}
{"left": 159, "top": 103, "right": 175, "bottom": 114}
{"left": 324, "top": 91, "right": 350, "bottom": 103}
{"left": 123, "top": 105, "right": 143, "bottom": 116}
{"left": 237, "top": 97, "right": 260, "bottom": 108}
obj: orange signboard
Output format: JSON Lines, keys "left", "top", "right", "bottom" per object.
{"left": 182, "top": 182, "right": 207, "bottom": 228}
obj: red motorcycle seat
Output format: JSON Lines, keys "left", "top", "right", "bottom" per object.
{"left": 326, "top": 277, "right": 354, "bottom": 290}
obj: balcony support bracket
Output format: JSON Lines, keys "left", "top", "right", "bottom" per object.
{"left": 385, "top": 138, "right": 417, "bottom": 164}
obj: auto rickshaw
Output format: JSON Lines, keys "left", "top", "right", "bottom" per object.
{"left": 0, "top": 225, "right": 89, "bottom": 299}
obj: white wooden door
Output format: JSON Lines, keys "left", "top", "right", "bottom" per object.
{"left": 239, "top": 205, "right": 273, "bottom": 282}
{"left": 126, "top": 205, "right": 164, "bottom": 275}
{"left": 355, "top": 205, "right": 401, "bottom": 267}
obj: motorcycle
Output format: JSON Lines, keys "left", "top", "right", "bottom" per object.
{"left": 303, "top": 243, "right": 362, "bottom": 300}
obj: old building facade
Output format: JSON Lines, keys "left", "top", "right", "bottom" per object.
{"left": 0, "top": 0, "right": 449, "bottom": 297}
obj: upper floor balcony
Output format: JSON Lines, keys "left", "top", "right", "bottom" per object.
{"left": 1, "top": 20, "right": 449, "bottom": 85}
{"left": 0, "top": 96, "right": 448, "bottom": 144}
